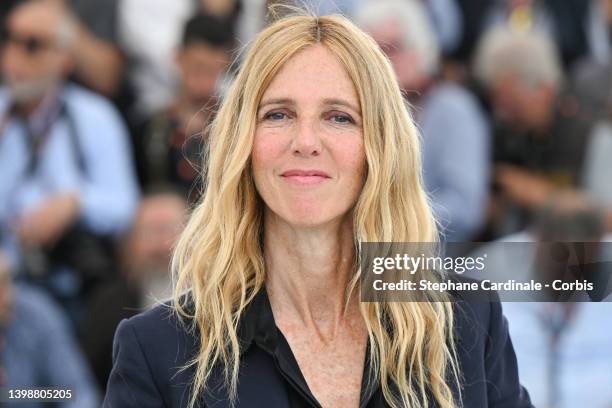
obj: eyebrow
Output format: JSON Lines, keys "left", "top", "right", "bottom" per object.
{"left": 258, "top": 98, "right": 294, "bottom": 109}
{"left": 258, "top": 97, "right": 361, "bottom": 115}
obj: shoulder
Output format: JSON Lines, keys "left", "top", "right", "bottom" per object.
{"left": 63, "top": 83, "right": 124, "bottom": 125}
{"left": 14, "top": 284, "right": 70, "bottom": 330}
{"left": 445, "top": 277, "right": 533, "bottom": 407}
{"left": 104, "top": 301, "right": 198, "bottom": 407}
{"left": 8, "top": 285, "right": 72, "bottom": 354}
{"left": 421, "top": 82, "right": 488, "bottom": 139}
{"left": 426, "top": 82, "right": 482, "bottom": 115}
{"left": 443, "top": 274, "right": 506, "bottom": 349}
{"left": 114, "top": 301, "right": 197, "bottom": 367}
{"left": 445, "top": 275, "right": 496, "bottom": 342}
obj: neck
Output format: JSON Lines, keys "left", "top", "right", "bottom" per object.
{"left": 16, "top": 97, "right": 45, "bottom": 117}
{"left": 264, "top": 211, "right": 360, "bottom": 336}
{"left": 14, "top": 86, "right": 60, "bottom": 118}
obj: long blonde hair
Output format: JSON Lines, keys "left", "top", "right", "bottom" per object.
{"left": 173, "top": 13, "right": 460, "bottom": 408}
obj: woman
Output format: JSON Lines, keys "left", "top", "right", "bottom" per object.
{"left": 104, "top": 13, "right": 532, "bottom": 408}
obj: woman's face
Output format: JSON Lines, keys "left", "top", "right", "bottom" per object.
{"left": 252, "top": 44, "right": 366, "bottom": 227}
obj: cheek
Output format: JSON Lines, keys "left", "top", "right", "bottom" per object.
{"left": 44, "top": 55, "right": 64, "bottom": 74}
{"left": 189, "top": 69, "right": 217, "bottom": 89}
{"left": 1, "top": 50, "right": 23, "bottom": 76}
{"left": 252, "top": 134, "right": 275, "bottom": 168}
{"left": 251, "top": 130, "right": 285, "bottom": 185}
{"left": 331, "top": 137, "right": 366, "bottom": 189}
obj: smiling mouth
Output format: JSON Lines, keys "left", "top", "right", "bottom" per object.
{"left": 280, "top": 170, "right": 331, "bottom": 185}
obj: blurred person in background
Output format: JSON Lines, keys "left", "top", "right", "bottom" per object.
{"left": 468, "top": 193, "right": 612, "bottom": 407}
{"left": 119, "top": 0, "right": 461, "bottom": 122}
{"left": 570, "top": 58, "right": 612, "bottom": 124}
{"left": 569, "top": 0, "right": 612, "bottom": 232}
{"left": 81, "top": 190, "right": 187, "bottom": 390}
{"left": 2, "top": 0, "right": 124, "bottom": 98}
{"left": 134, "top": 14, "right": 234, "bottom": 202}
{"left": 586, "top": 0, "right": 612, "bottom": 65}
{"left": 570, "top": 0, "right": 612, "bottom": 232}
{"left": 581, "top": 119, "right": 612, "bottom": 232}
{"left": 355, "top": 0, "right": 490, "bottom": 242}
{"left": 483, "top": 0, "right": 592, "bottom": 69}
{"left": 449, "top": 0, "right": 609, "bottom": 83}
{"left": 474, "top": 26, "right": 612, "bottom": 238}
{"left": 313, "top": 0, "right": 463, "bottom": 56}
{"left": 43, "top": 0, "right": 123, "bottom": 98}
{"left": 0, "top": 251, "right": 100, "bottom": 407}
{"left": 0, "top": 0, "right": 138, "bottom": 320}
{"left": 119, "top": 0, "right": 241, "bottom": 121}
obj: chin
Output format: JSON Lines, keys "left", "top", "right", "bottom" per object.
{"left": 262, "top": 192, "right": 354, "bottom": 228}
{"left": 278, "top": 205, "right": 348, "bottom": 229}
{"left": 286, "top": 215, "right": 330, "bottom": 228}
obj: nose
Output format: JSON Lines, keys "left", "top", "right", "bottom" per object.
{"left": 291, "top": 118, "right": 322, "bottom": 157}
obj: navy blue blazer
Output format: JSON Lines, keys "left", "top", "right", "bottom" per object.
{"left": 103, "top": 289, "right": 533, "bottom": 408}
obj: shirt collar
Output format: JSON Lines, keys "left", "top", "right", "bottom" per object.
{"left": 236, "top": 287, "right": 278, "bottom": 356}
{"left": 235, "top": 287, "right": 381, "bottom": 408}
{"left": 0, "top": 86, "right": 65, "bottom": 135}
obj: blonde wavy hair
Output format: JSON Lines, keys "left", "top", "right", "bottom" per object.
{"left": 172, "top": 12, "right": 460, "bottom": 408}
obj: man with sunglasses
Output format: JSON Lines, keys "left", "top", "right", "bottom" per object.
{"left": 0, "top": 0, "right": 138, "bottom": 320}
{"left": 2, "top": 0, "right": 123, "bottom": 98}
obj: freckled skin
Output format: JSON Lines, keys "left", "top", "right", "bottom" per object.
{"left": 276, "top": 310, "right": 367, "bottom": 408}
{"left": 252, "top": 44, "right": 365, "bottom": 228}
{"left": 252, "top": 44, "right": 368, "bottom": 407}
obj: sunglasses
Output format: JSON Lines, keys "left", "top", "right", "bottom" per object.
{"left": 0, "top": 27, "right": 54, "bottom": 55}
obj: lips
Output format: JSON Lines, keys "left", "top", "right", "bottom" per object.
{"left": 280, "top": 169, "right": 331, "bottom": 185}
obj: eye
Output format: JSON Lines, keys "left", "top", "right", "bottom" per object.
{"left": 329, "top": 113, "right": 354, "bottom": 125}
{"left": 264, "top": 111, "right": 288, "bottom": 121}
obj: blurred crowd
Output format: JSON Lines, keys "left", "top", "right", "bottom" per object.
{"left": 0, "top": 0, "right": 611, "bottom": 407}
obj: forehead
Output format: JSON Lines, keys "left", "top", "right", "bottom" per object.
{"left": 8, "top": 3, "right": 59, "bottom": 39}
{"left": 369, "top": 19, "right": 403, "bottom": 44}
{"left": 183, "top": 42, "right": 229, "bottom": 60}
{"left": 261, "top": 44, "right": 359, "bottom": 106}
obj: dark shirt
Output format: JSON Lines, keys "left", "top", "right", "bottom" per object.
{"left": 81, "top": 277, "right": 142, "bottom": 390}
{"left": 133, "top": 110, "right": 204, "bottom": 202}
{"left": 489, "top": 92, "right": 596, "bottom": 237}
{"left": 103, "top": 288, "right": 533, "bottom": 407}
{"left": 493, "top": 95, "right": 594, "bottom": 190}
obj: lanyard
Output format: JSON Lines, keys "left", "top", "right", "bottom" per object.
{"left": 0, "top": 98, "right": 85, "bottom": 177}
{"left": 0, "top": 97, "right": 86, "bottom": 226}
{"left": 24, "top": 101, "right": 65, "bottom": 176}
